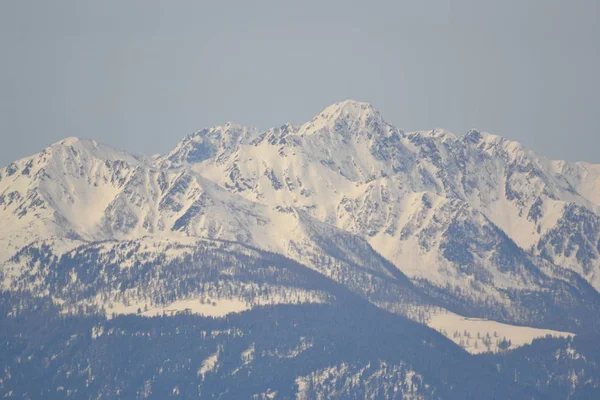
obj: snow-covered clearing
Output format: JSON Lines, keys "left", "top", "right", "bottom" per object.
{"left": 427, "top": 310, "right": 573, "bottom": 354}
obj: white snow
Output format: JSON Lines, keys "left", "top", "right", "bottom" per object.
{"left": 2, "top": 99, "right": 600, "bottom": 346}
{"left": 427, "top": 310, "right": 573, "bottom": 354}
{"left": 105, "top": 298, "right": 250, "bottom": 318}
{"left": 198, "top": 348, "right": 220, "bottom": 379}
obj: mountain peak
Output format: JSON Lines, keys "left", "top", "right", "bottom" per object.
{"left": 50, "top": 136, "right": 97, "bottom": 149}
{"left": 317, "top": 99, "right": 379, "bottom": 124}
{"left": 56, "top": 136, "right": 84, "bottom": 146}
{"left": 322, "top": 99, "right": 377, "bottom": 114}
{"left": 298, "top": 100, "right": 388, "bottom": 136}
{"left": 42, "top": 136, "right": 141, "bottom": 166}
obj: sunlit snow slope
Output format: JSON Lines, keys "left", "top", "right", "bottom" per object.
{"left": 2, "top": 99, "right": 600, "bottom": 343}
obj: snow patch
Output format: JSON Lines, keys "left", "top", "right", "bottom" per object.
{"left": 427, "top": 310, "right": 573, "bottom": 354}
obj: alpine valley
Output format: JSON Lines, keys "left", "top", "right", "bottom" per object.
{"left": 2, "top": 100, "right": 600, "bottom": 399}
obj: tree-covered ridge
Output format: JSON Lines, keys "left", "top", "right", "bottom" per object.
{"left": 0, "top": 292, "right": 532, "bottom": 400}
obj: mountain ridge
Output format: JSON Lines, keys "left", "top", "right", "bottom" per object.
{"left": 4, "top": 100, "right": 600, "bottom": 398}
{"left": 2, "top": 100, "right": 600, "bottom": 334}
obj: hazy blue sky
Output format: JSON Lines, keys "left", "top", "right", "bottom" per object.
{"left": 1, "top": 0, "right": 598, "bottom": 166}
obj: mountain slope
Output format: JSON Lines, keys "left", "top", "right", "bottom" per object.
{"left": 3, "top": 99, "right": 600, "bottom": 399}
{"left": 0, "top": 291, "right": 535, "bottom": 399}
{"left": 151, "top": 100, "right": 600, "bottom": 330}
{"left": 0, "top": 138, "right": 443, "bottom": 324}
{"left": 3, "top": 101, "right": 600, "bottom": 333}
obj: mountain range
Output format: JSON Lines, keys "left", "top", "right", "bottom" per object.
{"left": 2, "top": 100, "right": 600, "bottom": 399}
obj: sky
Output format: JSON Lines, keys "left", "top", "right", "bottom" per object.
{"left": 1, "top": 0, "right": 599, "bottom": 166}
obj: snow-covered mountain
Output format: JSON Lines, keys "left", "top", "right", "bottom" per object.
{"left": 165, "top": 100, "right": 600, "bottom": 288}
{"left": 4, "top": 100, "right": 600, "bottom": 399}
{"left": 2, "top": 99, "right": 600, "bottom": 333}
{"left": 0, "top": 135, "right": 438, "bottom": 326}
{"left": 148, "top": 100, "right": 600, "bottom": 328}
